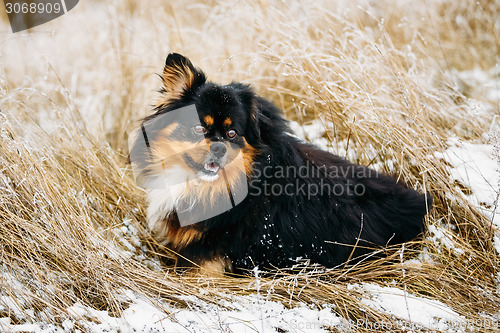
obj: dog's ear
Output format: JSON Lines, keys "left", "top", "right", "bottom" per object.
{"left": 247, "top": 99, "right": 261, "bottom": 142}
{"left": 160, "top": 53, "right": 206, "bottom": 102}
{"left": 237, "top": 88, "right": 261, "bottom": 142}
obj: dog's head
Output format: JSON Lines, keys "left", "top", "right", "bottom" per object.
{"left": 130, "top": 54, "right": 261, "bottom": 213}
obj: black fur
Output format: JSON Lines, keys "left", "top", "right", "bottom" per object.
{"left": 141, "top": 53, "right": 432, "bottom": 273}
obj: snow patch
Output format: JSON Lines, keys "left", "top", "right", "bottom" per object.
{"left": 437, "top": 138, "right": 500, "bottom": 253}
{"left": 427, "top": 224, "right": 464, "bottom": 255}
{"left": 354, "top": 283, "right": 466, "bottom": 332}
{"left": 3, "top": 290, "right": 345, "bottom": 333}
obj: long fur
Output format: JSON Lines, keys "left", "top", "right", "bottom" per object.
{"left": 130, "top": 53, "right": 432, "bottom": 274}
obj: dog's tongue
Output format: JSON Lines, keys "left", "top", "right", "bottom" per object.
{"left": 204, "top": 162, "right": 220, "bottom": 173}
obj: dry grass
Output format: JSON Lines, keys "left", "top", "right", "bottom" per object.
{"left": 0, "top": 0, "right": 499, "bottom": 331}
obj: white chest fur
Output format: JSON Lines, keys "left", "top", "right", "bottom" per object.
{"left": 145, "top": 165, "right": 192, "bottom": 231}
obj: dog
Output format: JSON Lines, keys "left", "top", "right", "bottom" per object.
{"left": 129, "top": 53, "right": 432, "bottom": 275}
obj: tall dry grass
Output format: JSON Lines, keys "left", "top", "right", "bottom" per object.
{"left": 0, "top": 0, "right": 499, "bottom": 331}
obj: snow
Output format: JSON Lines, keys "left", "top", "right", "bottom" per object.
{"left": 427, "top": 224, "right": 464, "bottom": 255}
{"left": 353, "top": 283, "right": 466, "bottom": 332}
{"left": 453, "top": 67, "right": 500, "bottom": 103}
{"left": 2, "top": 281, "right": 470, "bottom": 333}
{"left": 288, "top": 119, "right": 378, "bottom": 163}
{"left": 0, "top": 256, "right": 467, "bottom": 333}
{"left": 444, "top": 139, "right": 498, "bottom": 210}
{"left": 3, "top": 290, "right": 345, "bottom": 333}
{"left": 66, "top": 296, "right": 169, "bottom": 333}
{"left": 437, "top": 137, "right": 500, "bottom": 253}
{"left": 289, "top": 118, "right": 333, "bottom": 153}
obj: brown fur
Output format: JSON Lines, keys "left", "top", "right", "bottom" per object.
{"left": 159, "top": 60, "right": 196, "bottom": 104}
{"left": 198, "top": 257, "right": 232, "bottom": 275}
{"left": 151, "top": 134, "right": 258, "bottom": 207}
{"left": 156, "top": 217, "right": 230, "bottom": 275}
{"left": 148, "top": 139, "right": 258, "bottom": 252}
{"left": 182, "top": 141, "right": 257, "bottom": 206}
{"left": 165, "top": 221, "right": 204, "bottom": 251}
{"left": 152, "top": 127, "right": 206, "bottom": 171}
{"left": 179, "top": 256, "right": 232, "bottom": 277}
{"left": 203, "top": 115, "right": 214, "bottom": 127}
{"left": 242, "top": 138, "right": 258, "bottom": 175}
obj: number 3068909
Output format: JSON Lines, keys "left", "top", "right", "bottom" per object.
{"left": 5, "top": 2, "right": 62, "bottom": 14}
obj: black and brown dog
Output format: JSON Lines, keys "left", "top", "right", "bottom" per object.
{"left": 129, "top": 53, "right": 432, "bottom": 275}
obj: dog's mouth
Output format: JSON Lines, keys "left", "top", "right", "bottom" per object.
{"left": 184, "top": 153, "right": 222, "bottom": 181}
{"left": 203, "top": 161, "right": 220, "bottom": 174}
{"left": 199, "top": 160, "right": 222, "bottom": 181}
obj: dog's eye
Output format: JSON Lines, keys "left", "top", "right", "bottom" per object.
{"left": 227, "top": 129, "right": 237, "bottom": 139}
{"left": 193, "top": 125, "right": 207, "bottom": 135}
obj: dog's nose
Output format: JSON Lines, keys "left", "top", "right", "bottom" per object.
{"left": 210, "top": 142, "right": 227, "bottom": 158}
